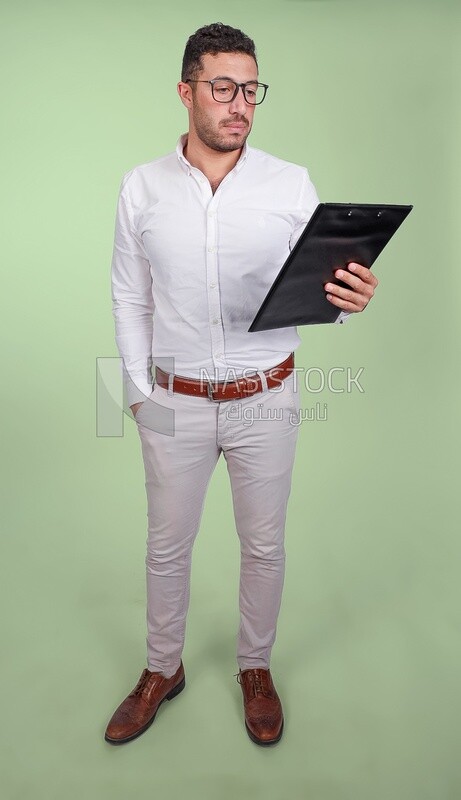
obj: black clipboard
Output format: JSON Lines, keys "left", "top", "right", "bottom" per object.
{"left": 248, "top": 202, "right": 413, "bottom": 331}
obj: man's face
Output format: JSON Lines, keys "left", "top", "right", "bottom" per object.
{"left": 184, "top": 52, "right": 258, "bottom": 153}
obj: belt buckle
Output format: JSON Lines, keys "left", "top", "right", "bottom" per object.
{"left": 206, "top": 379, "right": 219, "bottom": 402}
{"left": 206, "top": 378, "right": 241, "bottom": 401}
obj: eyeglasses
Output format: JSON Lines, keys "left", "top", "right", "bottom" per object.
{"left": 185, "top": 78, "right": 269, "bottom": 105}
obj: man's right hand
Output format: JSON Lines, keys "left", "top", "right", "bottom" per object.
{"left": 131, "top": 402, "right": 143, "bottom": 418}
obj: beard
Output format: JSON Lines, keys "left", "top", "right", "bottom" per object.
{"left": 192, "top": 106, "right": 251, "bottom": 153}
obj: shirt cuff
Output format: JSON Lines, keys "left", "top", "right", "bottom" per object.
{"left": 122, "top": 370, "right": 153, "bottom": 408}
{"left": 335, "top": 311, "right": 351, "bottom": 324}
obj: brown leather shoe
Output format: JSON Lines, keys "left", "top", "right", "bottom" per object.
{"left": 104, "top": 661, "right": 185, "bottom": 745}
{"left": 237, "top": 667, "right": 284, "bottom": 746}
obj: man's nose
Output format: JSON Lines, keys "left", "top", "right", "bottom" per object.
{"left": 228, "top": 86, "right": 248, "bottom": 115}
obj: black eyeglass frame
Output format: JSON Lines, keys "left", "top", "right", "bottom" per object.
{"left": 184, "top": 78, "right": 269, "bottom": 105}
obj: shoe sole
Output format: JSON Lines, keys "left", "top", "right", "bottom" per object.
{"left": 245, "top": 717, "right": 284, "bottom": 746}
{"left": 104, "top": 675, "right": 186, "bottom": 745}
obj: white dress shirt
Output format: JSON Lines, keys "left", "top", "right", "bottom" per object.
{"left": 111, "top": 134, "right": 349, "bottom": 406}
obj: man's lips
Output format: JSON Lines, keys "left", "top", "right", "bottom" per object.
{"left": 222, "top": 121, "right": 248, "bottom": 132}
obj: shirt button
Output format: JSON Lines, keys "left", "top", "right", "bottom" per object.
{"left": 207, "top": 247, "right": 214, "bottom": 253}
{"left": 209, "top": 282, "right": 217, "bottom": 288}
{"left": 212, "top": 318, "right": 219, "bottom": 325}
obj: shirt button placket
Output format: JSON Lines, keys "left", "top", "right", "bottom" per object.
{"left": 206, "top": 201, "right": 224, "bottom": 370}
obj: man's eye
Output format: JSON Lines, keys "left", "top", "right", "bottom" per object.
{"left": 214, "top": 82, "right": 233, "bottom": 93}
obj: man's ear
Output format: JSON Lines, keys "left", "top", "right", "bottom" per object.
{"left": 177, "top": 81, "right": 193, "bottom": 109}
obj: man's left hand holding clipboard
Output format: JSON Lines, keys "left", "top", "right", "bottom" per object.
{"left": 325, "top": 262, "right": 379, "bottom": 314}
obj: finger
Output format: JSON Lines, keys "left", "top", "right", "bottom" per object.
{"left": 333, "top": 268, "right": 365, "bottom": 292}
{"left": 325, "top": 287, "right": 366, "bottom": 312}
{"left": 347, "top": 262, "right": 379, "bottom": 287}
{"left": 325, "top": 281, "right": 371, "bottom": 306}
{"left": 325, "top": 293, "right": 364, "bottom": 312}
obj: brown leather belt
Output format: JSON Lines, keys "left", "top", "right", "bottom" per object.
{"left": 155, "top": 353, "right": 294, "bottom": 402}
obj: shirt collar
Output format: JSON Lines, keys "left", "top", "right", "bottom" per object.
{"left": 176, "top": 133, "right": 250, "bottom": 176}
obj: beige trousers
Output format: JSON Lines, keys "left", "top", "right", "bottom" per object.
{"left": 135, "top": 369, "right": 300, "bottom": 678}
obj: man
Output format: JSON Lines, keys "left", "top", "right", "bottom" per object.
{"left": 104, "top": 22, "right": 377, "bottom": 747}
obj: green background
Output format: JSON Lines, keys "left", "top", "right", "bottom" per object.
{"left": 1, "top": 0, "right": 460, "bottom": 798}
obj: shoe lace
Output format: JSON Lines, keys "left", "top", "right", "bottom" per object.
{"left": 130, "top": 669, "right": 157, "bottom": 697}
{"left": 234, "top": 668, "right": 272, "bottom": 698}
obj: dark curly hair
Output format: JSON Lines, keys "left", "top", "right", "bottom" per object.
{"left": 181, "top": 22, "right": 258, "bottom": 82}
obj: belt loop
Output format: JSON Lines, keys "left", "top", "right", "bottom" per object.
{"left": 167, "top": 373, "right": 174, "bottom": 397}
{"left": 257, "top": 370, "right": 268, "bottom": 394}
